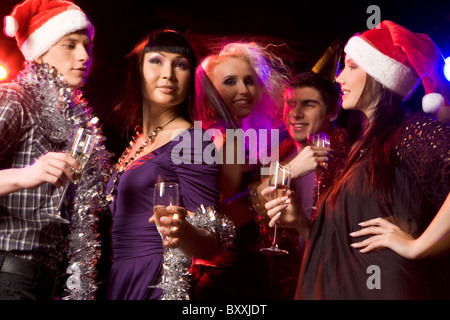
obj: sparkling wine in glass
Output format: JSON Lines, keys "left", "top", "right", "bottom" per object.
{"left": 153, "top": 182, "right": 180, "bottom": 238}
{"left": 307, "top": 132, "right": 330, "bottom": 210}
{"left": 308, "top": 132, "right": 330, "bottom": 150}
{"left": 260, "top": 161, "right": 291, "bottom": 255}
{"left": 150, "top": 182, "right": 181, "bottom": 294}
{"left": 47, "top": 127, "right": 96, "bottom": 224}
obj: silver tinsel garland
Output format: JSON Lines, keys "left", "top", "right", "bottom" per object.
{"left": 157, "top": 205, "right": 235, "bottom": 300}
{"left": 16, "top": 62, "right": 111, "bottom": 300}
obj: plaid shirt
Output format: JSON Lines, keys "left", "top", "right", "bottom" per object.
{"left": 0, "top": 82, "right": 66, "bottom": 272}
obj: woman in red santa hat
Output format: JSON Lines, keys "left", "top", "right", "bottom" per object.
{"left": 263, "top": 20, "right": 450, "bottom": 299}
{"left": 0, "top": 0, "right": 110, "bottom": 300}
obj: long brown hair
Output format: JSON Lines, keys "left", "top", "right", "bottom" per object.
{"left": 328, "top": 74, "right": 405, "bottom": 205}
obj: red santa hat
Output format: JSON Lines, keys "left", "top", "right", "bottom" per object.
{"left": 3, "top": 0, "right": 94, "bottom": 61}
{"left": 344, "top": 20, "right": 448, "bottom": 114}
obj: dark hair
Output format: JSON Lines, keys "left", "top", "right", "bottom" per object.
{"left": 287, "top": 72, "right": 339, "bottom": 115}
{"left": 329, "top": 74, "right": 405, "bottom": 205}
{"left": 115, "top": 29, "right": 198, "bottom": 136}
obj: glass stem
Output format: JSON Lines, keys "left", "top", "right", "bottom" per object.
{"left": 272, "top": 225, "right": 279, "bottom": 247}
{"left": 56, "top": 182, "right": 70, "bottom": 212}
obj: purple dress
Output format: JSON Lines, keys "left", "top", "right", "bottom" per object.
{"left": 106, "top": 128, "right": 220, "bottom": 300}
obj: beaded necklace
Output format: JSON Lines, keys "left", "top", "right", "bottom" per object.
{"left": 105, "top": 115, "right": 179, "bottom": 203}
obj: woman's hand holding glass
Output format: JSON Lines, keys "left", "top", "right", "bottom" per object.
{"left": 260, "top": 162, "right": 291, "bottom": 254}
{"left": 261, "top": 186, "right": 311, "bottom": 240}
{"left": 149, "top": 204, "right": 186, "bottom": 249}
{"left": 151, "top": 182, "right": 187, "bottom": 249}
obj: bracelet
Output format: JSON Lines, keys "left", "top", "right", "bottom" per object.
{"left": 186, "top": 205, "right": 236, "bottom": 254}
{"left": 156, "top": 205, "right": 235, "bottom": 300}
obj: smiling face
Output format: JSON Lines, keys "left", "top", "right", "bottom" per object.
{"left": 141, "top": 51, "right": 192, "bottom": 109}
{"left": 283, "top": 86, "right": 331, "bottom": 144}
{"left": 37, "top": 30, "right": 93, "bottom": 89}
{"left": 211, "top": 57, "right": 259, "bottom": 120}
{"left": 336, "top": 56, "right": 371, "bottom": 117}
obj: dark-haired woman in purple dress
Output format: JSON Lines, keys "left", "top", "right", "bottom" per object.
{"left": 105, "top": 30, "right": 223, "bottom": 300}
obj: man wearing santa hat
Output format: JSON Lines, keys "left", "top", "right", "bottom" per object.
{"left": 0, "top": 0, "right": 109, "bottom": 300}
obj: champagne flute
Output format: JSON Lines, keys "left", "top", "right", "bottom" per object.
{"left": 46, "top": 127, "right": 96, "bottom": 224}
{"left": 151, "top": 182, "right": 181, "bottom": 294}
{"left": 308, "top": 132, "right": 330, "bottom": 153}
{"left": 307, "top": 132, "right": 330, "bottom": 210}
{"left": 153, "top": 182, "right": 180, "bottom": 238}
{"left": 260, "top": 161, "right": 291, "bottom": 255}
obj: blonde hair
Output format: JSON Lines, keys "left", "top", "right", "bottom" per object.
{"left": 196, "top": 42, "right": 288, "bottom": 132}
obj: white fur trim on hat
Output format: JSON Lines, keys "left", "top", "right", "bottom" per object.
{"left": 20, "top": 9, "right": 93, "bottom": 61}
{"left": 422, "top": 92, "right": 444, "bottom": 113}
{"left": 4, "top": 15, "right": 18, "bottom": 37}
{"left": 344, "top": 36, "right": 419, "bottom": 99}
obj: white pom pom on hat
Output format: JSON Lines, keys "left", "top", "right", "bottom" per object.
{"left": 3, "top": 15, "right": 18, "bottom": 37}
{"left": 422, "top": 93, "right": 444, "bottom": 114}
